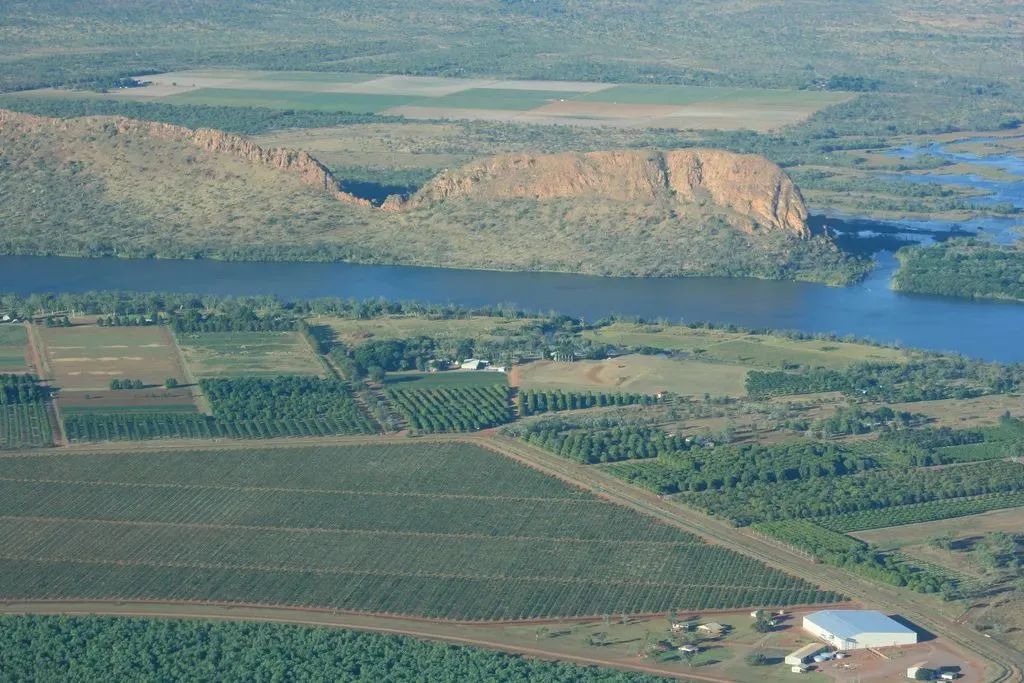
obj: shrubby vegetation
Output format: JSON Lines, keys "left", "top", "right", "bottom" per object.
{"left": 746, "top": 358, "right": 1023, "bottom": 401}
{"left": 754, "top": 521, "right": 958, "bottom": 595}
{"left": 811, "top": 405, "right": 925, "bottom": 438}
{"left": 0, "top": 615, "right": 668, "bottom": 682}
{"left": 0, "top": 96, "right": 398, "bottom": 134}
{"left": 510, "top": 418, "right": 692, "bottom": 464}
{"left": 610, "top": 442, "right": 876, "bottom": 494}
{"left": 203, "top": 376, "right": 376, "bottom": 432}
{"left": 894, "top": 240, "right": 1024, "bottom": 302}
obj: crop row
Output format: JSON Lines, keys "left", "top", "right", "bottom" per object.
{"left": 388, "top": 385, "right": 512, "bottom": 433}
{"left": 517, "top": 390, "right": 656, "bottom": 416}
{"left": 63, "top": 412, "right": 374, "bottom": 443}
{"left": 0, "top": 558, "right": 839, "bottom": 621}
{"left": 818, "top": 490, "right": 1024, "bottom": 532}
{"left": 0, "top": 403, "right": 52, "bottom": 449}
{"left": 0, "top": 443, "right": 591, "bottom": 503}
{"left": 0, "top": 442, "right": 840, "bottom": 618}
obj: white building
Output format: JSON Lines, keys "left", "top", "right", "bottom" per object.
{"left": 785, "top": 643, "right": 828, "bottom": 666}
{"left": 804, "top": 610, "right": 917, "bottom": 650}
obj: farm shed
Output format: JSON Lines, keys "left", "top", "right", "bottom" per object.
{"left": 804, "top": 610, "right": 917, "bottom": 650}
{"left": 785, "top": 642, "right": 828, "bottom": 665}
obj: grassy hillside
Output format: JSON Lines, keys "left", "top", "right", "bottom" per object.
{"left": 0, "top": 111, "right": 868, "bottom": 282}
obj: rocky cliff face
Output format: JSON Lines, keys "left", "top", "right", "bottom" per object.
{"left": 0, "top": 109, "right": 372, "bottom": 207}
{"left": 382, "top": 148, "right": 809, "bottom": 237}
{"left": 0, "top": 109, "right": 807, "bottom": 236}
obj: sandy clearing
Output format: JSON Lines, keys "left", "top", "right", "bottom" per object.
{"left": 333, "top": 75, "right": 493, "bottom": 96}
{"left": 532, "top": 101, "right": 686, "bottom": 118}
{"left": 473, "top": 79, "right": 615, "bottom": 93}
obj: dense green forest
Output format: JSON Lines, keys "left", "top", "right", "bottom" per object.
{"left": 894, "top": 240, "right": 1024, "bottom": 302}
{"left": 0, "top": 615, "right": 669, "bottom": 682}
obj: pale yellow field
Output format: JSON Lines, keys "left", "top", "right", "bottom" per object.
{"left": 584, "top": 322, "right": 908, "bottom": 369}
{"left": 318, "top": 315, "right": 533, "bottom": 346}
{"left": 513, "top": 354, "right": 749, "bottom": 397}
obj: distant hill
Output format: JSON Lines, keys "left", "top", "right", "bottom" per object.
{"left": 0, "top": 109, "right": 866, "bottom": 282}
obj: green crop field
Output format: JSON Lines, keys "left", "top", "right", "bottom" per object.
{"left": 164, "top": 88, "right": 423, "bottom": 113}
{"left": 0, "top": 442, "right": 839, "bottom": 618}
{"left": 429, "top": 88, "right": 584, "bottom": 110}
{"left": 0, "top": 325, "right": 28, "bottom": 372}
{"left": 177, "top": 331, "right": 324, "bottom": 378}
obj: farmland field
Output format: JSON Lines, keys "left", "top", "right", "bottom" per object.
{"left": 39, "top": 69, "right": 850, "bottom": 131}
{"left": 583, "top": 323, "right": 909, "bottom": 369}
{"left": 514, "top": 355, "right": 749, "bottom": 397}
{"left": 0, "top": 442, "right": 839, "bottom": 618}
{"left": 37, "top": 324, "right": 187, "bottom": 392}
{"left": 177, "top": 331, "right": 324, "bottom": 378}
{"left": 320, "top": 315, "right": 534, "bottom": 347}
{"left": 0, "top": 325, "right": 28, "bottom": 372}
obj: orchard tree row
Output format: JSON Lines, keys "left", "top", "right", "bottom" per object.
{"left": 517, "top": 390, "right": 657, "bottom": 416}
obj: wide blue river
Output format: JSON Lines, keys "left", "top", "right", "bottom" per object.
{"left": 2, "top": 137, "right": 1021, "bottom": 361}
{"left": 0, "top": 251, "right": 1021, "bottom": 362}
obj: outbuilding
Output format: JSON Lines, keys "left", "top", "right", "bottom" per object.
{"left": 785, "top": 643, "right": 828, "bottom": 666}
{"left": 804, "top": 610, "right": 917, "bottom": 650}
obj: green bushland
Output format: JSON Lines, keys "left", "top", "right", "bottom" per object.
{"left": 0, "top": 403, "right": 52, "bottom": 449}
{"left": 0, "top": 615, "right": 669, "bottom": 682}
{"left": 746, "top": 359, "right": 1024, "bottom": 401}
{"left": 753, "top": 520, "right": 958, "bottom": 595}
{"left": 893, "top": 240, "right": 1024, "bottom": 302}
{"left": 387, "top": 384, "right": 512, "bottom": 433}
{"left": 517, "top": 390, "right": 657, "bottom": 416}
{"left": 0, "top": 443, "right": 840, "bottom": 617}
{"left": 606, "top": 442, "right": 875, "bottom": 495}
{"left": 0, "top": 96, "right": 399, "bottom": 134}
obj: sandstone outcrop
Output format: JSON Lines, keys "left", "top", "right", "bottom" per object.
{"left": 0, "top": 109, "right": 371, "bottom": 207}
{"left": 0, "top": 109, "right": 808, "bottom": 235}
{"left": 382, "top": 148, "right": 809, "bottom": 237}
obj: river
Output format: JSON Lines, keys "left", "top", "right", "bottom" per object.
{"left": 1, "top": 251, "right": 1022, "bottom": 362}
{"left": 1, "top": 138, "right": 1021, "bottom": 362}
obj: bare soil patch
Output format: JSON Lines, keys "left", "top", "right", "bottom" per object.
{"left": 38, "top": 324, "right": 188, "bottom": 392}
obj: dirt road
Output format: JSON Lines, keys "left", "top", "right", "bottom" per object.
{"left": 476, "top": 435, "right": 1022, "bottom": 683}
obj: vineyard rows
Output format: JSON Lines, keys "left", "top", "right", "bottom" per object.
{"left": 0, "top": 404, "right": 52, "bottom": 449}
{"left": 388, "top": 385, "right": 512, "bottom": 433}
{"left": 0, "top": 443, "right": 840, "bottom": 618}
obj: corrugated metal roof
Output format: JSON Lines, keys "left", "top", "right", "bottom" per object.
{"left": 806, "top": 610, "right": 915, "bottom": 639}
